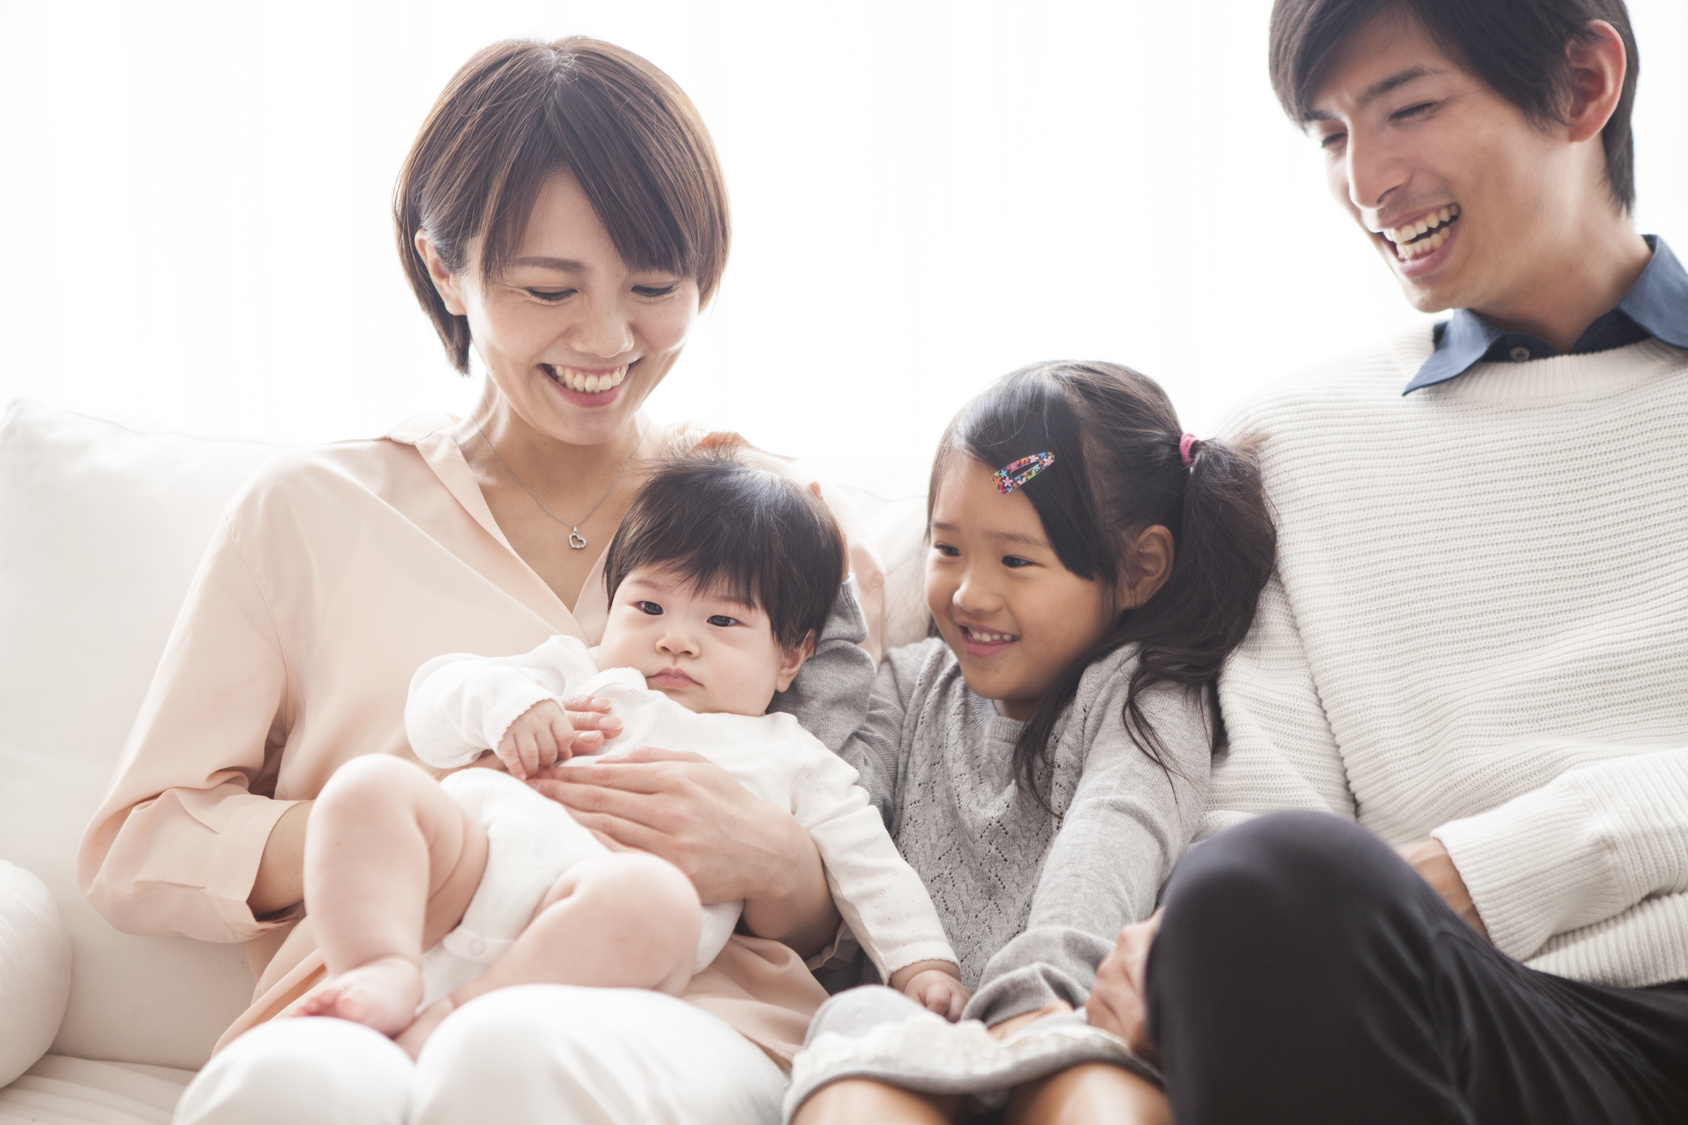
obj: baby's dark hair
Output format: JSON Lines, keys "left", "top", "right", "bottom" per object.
{"left": 603, "top": 449, "right": 846, "bottom": 652}
{"left": 933, "top": 361, "right": 1277, "bottom": 803}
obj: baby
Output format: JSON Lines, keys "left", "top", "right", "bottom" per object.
{"left": 296, "top": 451, "right": 967, "bottom": 1050}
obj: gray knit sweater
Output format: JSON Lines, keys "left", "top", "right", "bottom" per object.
{"left": 839, "top": 638, "right": 1211, "bottom": 1026}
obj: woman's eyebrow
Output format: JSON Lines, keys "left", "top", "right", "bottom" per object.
{"left": 513, "top": 256, "right": 587, "bottom": 270}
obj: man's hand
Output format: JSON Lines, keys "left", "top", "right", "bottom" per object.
{"left": 495, "top": 699, "right": 576, "bottom": 780}
{"left": 890, "top": 960, "right": 970, "bottom": 1022}
{"left": 1397, "top": 838, "right": 1490, "bottom": 940}
{"left": 1086, "top": 908, "right": 1162, "bottom": 1062}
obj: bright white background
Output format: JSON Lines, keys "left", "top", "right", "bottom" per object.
{"left": 3, "top": 1, "right": 1685, "bottom": 496}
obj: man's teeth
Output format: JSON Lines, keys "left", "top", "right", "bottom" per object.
{"left": 1383, "top": 204, "right": 1460, "bottom": 260}
{"left": 965, "top": 627, "right": 1016, "bottom": 644}
{"left": 546, "top": 364, "right": 628, "bottom": 393}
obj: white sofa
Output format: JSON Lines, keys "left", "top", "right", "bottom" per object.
{"left": 0, "top": 399, "right": 928, "bottom": 1123}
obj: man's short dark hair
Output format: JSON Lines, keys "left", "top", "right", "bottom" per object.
{"left": 603, "top": 450, "right": 846, "bottom": 652}
{"left": 1269, "top": 0, "right": 1641, "bottom": 210}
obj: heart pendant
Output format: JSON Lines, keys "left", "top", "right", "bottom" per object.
{"left": 568, "top": 529, "right": 587, "bottom": 550}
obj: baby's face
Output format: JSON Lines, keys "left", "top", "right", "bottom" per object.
{"left": 599, "top": 566, "right": 807, "bottom": 716}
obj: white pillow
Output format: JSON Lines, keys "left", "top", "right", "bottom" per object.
{"left": 0, "top": 400, "right": 282, "bottom": 1069}
{"left": 0, "top": 861, "right": 71, "bottom": 1086}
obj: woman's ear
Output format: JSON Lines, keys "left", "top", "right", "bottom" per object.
{"left": 1119, "top": 525, "right": 1175, "bottom": 609}
{"left": 414, "top": 230, "right": 469, "bottom": 317}
{"left": 775, "top": 631, "right": 818, "bottom": 692}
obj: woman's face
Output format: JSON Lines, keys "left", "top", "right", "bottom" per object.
{"left": 420, "top": 168, "right": 701, "bottom": 448}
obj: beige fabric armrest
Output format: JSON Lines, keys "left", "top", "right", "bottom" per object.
{"left": 0, "top": 861, "right": 72, "bottom": 1086}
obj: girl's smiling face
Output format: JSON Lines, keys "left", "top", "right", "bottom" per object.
{"left": 926, "top": 458, "right": 1119, "bottom": 720}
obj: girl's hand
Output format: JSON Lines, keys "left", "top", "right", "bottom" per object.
{"left": 988, "top": 1000, "right": 1073, "bottom": 1041}
{"left": 1086, "top": 909, "right": 1162, "bottom": 1062}
{"left": 890, "top": 961, "right": 971, "bottom": 1022}
{"left": 526, "top": 745, "right": 841, "bottom": 954}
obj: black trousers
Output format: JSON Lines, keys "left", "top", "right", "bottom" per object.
{"left": 1145, "top": 812, "right": 1688, "bottom": 1125}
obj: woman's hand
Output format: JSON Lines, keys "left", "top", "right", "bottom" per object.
{"left": 1397, "top": 838, "right": 1490, "bottom": 939}
{"left": 527, "top": 745, "right": 842, "bottom": 955}
{"left": 1086, "top": 909, "right": 1162, "bottom": 1062}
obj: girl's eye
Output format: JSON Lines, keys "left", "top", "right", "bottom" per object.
{"left": 633, "top": 283, "right": 681, "bottom": 298}
{"left": 706, "top": 614, "right": 739, "bottom": 628}
{"left": 526, "top": 288, "right": 575, "bottom": 302}
{"left": 1002, "top": 555, "right": 1033, "bottom": 569}
{"left": 933, "top": 543, "right": 960, "bottom": 558}
{"left": 636, "top": 601, "right": 663, "bottom": 616}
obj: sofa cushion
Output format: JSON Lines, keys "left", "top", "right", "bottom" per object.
{"left": 0, "top": 862, "right": 72, "bottom": 1087}
{"left": 0, "top": 401, "right": 280, "bottom": 1069}
{"left": 0, "top": 1054, "right": 194, "bottom": 1124}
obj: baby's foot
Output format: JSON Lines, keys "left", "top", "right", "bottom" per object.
{"left": 294, "top": 956, "right": 423, "bottom": 1037}
{"left": 394, "top": 997, "right": 456, "bottom": 1060}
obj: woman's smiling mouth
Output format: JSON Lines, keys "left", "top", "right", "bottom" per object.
{"left": 543, "top": 363, "right": 630, "bottom": 393}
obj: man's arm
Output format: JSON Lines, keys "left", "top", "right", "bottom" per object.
{"left": 1206, "top": 575, "right": 1357, "bottom": 838}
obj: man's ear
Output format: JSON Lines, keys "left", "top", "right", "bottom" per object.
{"left": 775, "top": 631, "right": 818, "bottom": 692}
{"left": 1119, "top": 525, "right": 1175, "bottom": 610}
{"left": 414, "top": 229, "right": 469, "bottom": 317}
{"left": 1563, "top": 20, "right": 1628, "bottom": 144}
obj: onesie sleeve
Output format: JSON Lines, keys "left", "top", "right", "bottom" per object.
{"left": 966, "top": 672, "right": 1211, "bottom": 1026}
{"left": 78, "top": 518, "right": 302, "bottom": 943}
{"left": 788, "top": 738, "right": 957, "bottom": 981}
{"left": 1205, "top": 573, "right": 1357, "bottom": 839}
{"left": 405, "top": 636, "right": 599, "bottom": 769}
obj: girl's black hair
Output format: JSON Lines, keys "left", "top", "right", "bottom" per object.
{"left": 930, "top": 361, "right": 1277, "bottom": 804}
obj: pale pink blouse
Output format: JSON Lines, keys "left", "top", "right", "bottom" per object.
{"left": 77, "top": 413, "right": 877, "bottom": 1063}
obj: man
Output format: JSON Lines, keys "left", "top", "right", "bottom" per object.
{"left": 1087, "top": 1, "right": 1688, "bottom": 1122}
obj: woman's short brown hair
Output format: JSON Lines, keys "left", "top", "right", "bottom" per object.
{"left": 395, "top": 38, "right": 731, "bottom": 372}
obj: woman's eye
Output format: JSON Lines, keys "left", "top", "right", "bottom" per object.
{"left": 633, "top": 283, "right": 681, "bottom": 298}
{"left": 706, "top": 614, "right": 739, "bottom": 628}
{"left": 526, "top": 288, "right": 575, "bottom": 302}
{"left": 636, "top": 601, "right": 663, "bottom": 616}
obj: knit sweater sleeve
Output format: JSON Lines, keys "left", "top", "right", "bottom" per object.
{"left": 965, "top": 666, "right": 1211, "bottom": 1026}
{"left": 1432, "top": 748, "right": 1688, "bottom": 963}
{"left": 1205, "top": 574, "right": 1357, "bottom": 839}
{"left": 768, "top": 578, "right": 878, "bottom": 754}
{"left": 836, "top": 643, "right": 933, "bottom": 827}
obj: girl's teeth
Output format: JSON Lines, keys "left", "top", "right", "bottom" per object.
{"left": 967, "top": 628, "right": 1014, "bottom": 643}
{"left": 548, "top": 364, "right": 628, "bottom": 392}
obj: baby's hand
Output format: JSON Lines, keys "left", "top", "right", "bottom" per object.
{"left": 496, "top": 699, "right": 574, "bottom": 780}
{"left": 890, "top": 960, "right": 970, "bottom": 1022}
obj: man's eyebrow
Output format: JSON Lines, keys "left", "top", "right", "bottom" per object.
{"left": 512, "top": 256, "right": 586, "bottom": 271}
{"left": 1306, "top": 65, "right": 1446, "bottom": 123}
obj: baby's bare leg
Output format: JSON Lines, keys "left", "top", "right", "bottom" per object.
{"left": 464, "top": 852, "right": 700, "bottom": 1000}
{"left": 297, "top": 756, "right": 488, "bottom": 1035}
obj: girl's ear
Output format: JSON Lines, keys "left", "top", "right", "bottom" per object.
{"left": 775, "top": 631, "right": 818, "bottom": 692}
{"left": 1119, "top": 525, "right": 1175, "bottom": 609}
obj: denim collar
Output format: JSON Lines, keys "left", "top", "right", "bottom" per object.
{"left": 1405, "top": 235, "right": 1688, "bottom": 394}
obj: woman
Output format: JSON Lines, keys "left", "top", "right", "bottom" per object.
{"left": 78, "top": 38, "right": 867, "bottom": 1124}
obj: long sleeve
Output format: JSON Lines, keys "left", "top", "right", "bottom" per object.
{"left": 77, "top": 519, "right": 301, "bottom": 943}
{"left": 768, "top": 578, "right": 879, "bottom": 754}
{"left": 1433, "top": 748, "right": 1688, "bottom": 962}
{"left": 966, "top": 675, "right": 1211, "bottom": 1026}
{"left": 790, "top": 749, "right": 956, "bottom": 981}
{"left": 1204, "top": 574, "right": 1357, "bottom": 840}
{"left": 405, "top": 636, "right": 599, "bottom": 768}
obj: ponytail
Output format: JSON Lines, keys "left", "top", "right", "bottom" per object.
{"left": 937, "top": 363, "right": 1276, "bottom": 809}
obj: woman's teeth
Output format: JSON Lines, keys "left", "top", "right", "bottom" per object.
{"left": 1383, "top": 204, "right": 1460, "bottom": 260}
{"left": 545, "top": 364, "right": 628, "bottom": 393}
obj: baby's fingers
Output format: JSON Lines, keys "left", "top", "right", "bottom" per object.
{"left": 549, "top": 718, "right": 581, "bottom": 761}
{"left": 515, "top": 731, "right": 542, "bottom": 780}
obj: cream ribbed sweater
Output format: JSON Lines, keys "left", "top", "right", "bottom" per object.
{"left": 1206, "top": 330, "right": 1688, "bottom": 989}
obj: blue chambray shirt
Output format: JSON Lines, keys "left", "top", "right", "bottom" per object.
{"left": 1405, "top": 235, "right": 1688, "bottom": 394}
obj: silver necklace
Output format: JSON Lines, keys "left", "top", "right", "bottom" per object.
{"left": 472, "top": 417, "right": 649, "bottom": 550}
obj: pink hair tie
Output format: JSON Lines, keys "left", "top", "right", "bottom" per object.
{"left": 1179, "top": 433, "right": 1200, "bottom": 466}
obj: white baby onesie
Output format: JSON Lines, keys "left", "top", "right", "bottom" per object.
{"left": 405, "top": 636, "right": 956, "bottom": 1006}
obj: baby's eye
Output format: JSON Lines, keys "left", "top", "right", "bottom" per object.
{"left": 636, "top": 601, "right": 664, "bottom": 615}
{"left": 707, "top": 614, "right": 740, "bottom": 628}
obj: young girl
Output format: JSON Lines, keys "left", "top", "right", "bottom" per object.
{"left": 788, "top": 361, "right": 1276, "bottom": 1123}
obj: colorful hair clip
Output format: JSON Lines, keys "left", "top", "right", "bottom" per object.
{"left": 993, "top": 452, "right": 1055, "bottom": 494}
